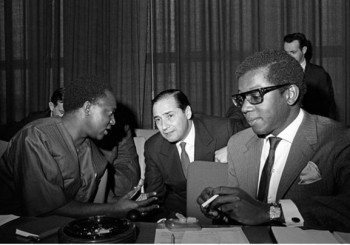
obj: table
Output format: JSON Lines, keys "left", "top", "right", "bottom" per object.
{"left": 0, "top": 216, "right": 274, "bottom": 243}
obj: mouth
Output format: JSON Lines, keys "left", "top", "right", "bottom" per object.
{"left": 246, "top": 117, "right": 259, "bottom": 126}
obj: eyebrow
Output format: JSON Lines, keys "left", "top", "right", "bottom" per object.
{"left": 153, "top": 111, "right": 174, "bottom": 119}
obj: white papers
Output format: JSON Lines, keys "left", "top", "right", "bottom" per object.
{"left": 0, "top": 214, "right": 19, "bottom": 226}
{"left": 333, "top": 231, "right": 350, "bottom": 244}
{"left": 272, "top": 226, "right": 339, "bottom": 244}
{"left": 154, "top": 227, "right": 249, "bottom": 244}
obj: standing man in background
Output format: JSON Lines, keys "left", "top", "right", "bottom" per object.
{"left": 283, "top": 32, "right": 336, "bottom": 119}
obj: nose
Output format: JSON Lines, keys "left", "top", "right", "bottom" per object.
{"left": 241, "top": 98, "right": 252, "bottom": 114}
{"left": 110, "top": 115, "right": 116, "bottom": 125}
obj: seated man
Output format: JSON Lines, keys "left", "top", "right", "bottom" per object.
{"left": 197, "top": 50, "right": 350, "bottom": 232}
{"left": 0, "top": 77, "right": 158, "bottom": 218}
{"left": 0, "top": 87, "right": 65, "bottom": 141}
{"left": 144, "top": 89, "right": 238, "bottom": 220}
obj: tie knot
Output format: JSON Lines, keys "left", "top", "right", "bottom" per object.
{"left": 268, "top": 137, "right": 282, "bottom": 150}
{"left": 180, "top": 142, "right": 186, "bottom": 150}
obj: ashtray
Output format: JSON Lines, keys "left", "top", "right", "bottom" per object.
{"left": 58, "top": 216, "right": 137, "bottom": 243}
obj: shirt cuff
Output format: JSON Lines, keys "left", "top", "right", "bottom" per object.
{"left": 279, "top": 199, "right": 304, "bottom": 227}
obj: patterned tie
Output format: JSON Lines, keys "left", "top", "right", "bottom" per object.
{"left": 257, "top": 137, "right": 282, "bottom": 202}
{"left": 180, "top": 142, "right": 191, "bottom": 178}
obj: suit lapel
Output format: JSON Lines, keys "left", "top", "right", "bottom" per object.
{"left": 159, "top": 137, "right": 187, "bottom": 180}
{"left": 193, "top": 118, "right": 216, "bottom": 161}
{"left": 240, "top": 134, "right": 264, "bottom": 198}
{"left": 277, "top": 112, "right": 318, "bottom": 199}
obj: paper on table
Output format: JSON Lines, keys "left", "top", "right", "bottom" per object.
{"left": 154, "top": 227, "right": 249, "bottom": 244}
{"left": 333, "top": 231, "right": 350, "bottom": 244}
{"left": 272, "top": 226, "right": 339, "bottom": 244}
{"left": 0, "top": 214, "right": 19, "bottom": 226}
{"left": 182, "top": 227, "right": 249, "bottom": 244}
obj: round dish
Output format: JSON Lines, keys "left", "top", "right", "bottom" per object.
{"left": 58, "top": 216, "right": 137, "bottom": 243}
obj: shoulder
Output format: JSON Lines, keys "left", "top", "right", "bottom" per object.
{"left": 228, "top": 127, "right": 255, "bottom": 146}
{"left": 193, "top": 114, "right": 231, "bottom": 131}
{"left": 145, "top": 131, "right": 165, "bottom": 149}
{"left": 305, "top": 62, "right": 328, "bottom": 75}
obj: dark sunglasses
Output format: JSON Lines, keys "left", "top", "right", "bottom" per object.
{"left": 231, "top": 84, "right": 291, "bottom": 107}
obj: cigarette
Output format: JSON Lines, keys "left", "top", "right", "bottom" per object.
{"left": 201, "top": 194, "right": 219, "bottom": 208}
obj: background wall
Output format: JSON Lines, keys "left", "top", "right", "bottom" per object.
{"left": 1, "top": 0, "right": 349, "bottom": 128}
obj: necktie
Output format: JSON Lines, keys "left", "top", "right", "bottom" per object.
{"left": 257, "top": 137, "right": 282, "bottom": 202}
{"left": 180, "top": 142, "right": 191, "bottom": 178}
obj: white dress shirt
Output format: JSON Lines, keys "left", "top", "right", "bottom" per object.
{"left": 258, "top": 109, "right": 305, "bottom": 226}
{"left": 176, "top": 123, "right": 195, "bottom": 163}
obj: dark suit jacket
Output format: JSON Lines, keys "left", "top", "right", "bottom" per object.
{"left": 144, "top": 114, "right": 234, "bottom": 217}
{"left": 227, "top": 111, "right": 350, "bottom": 232}
{"left": 303, "top": 62, "right": 336, "bottom": 119}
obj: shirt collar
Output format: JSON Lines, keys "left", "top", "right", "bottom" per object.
{"left": 266, "top": 109, "right": 304, "bottom": 144}
{"left": 176, "top": 121, "right": 195, "bottom": 147}
{"left": 300, "top": 59, "right": 306, "bottom": 71}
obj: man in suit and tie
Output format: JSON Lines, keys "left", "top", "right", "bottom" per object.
{"left": 144, "top": 89, "right": 235, "bottom": 219}
{"left": 283, "top": 32, "right": 336, "bottom": 119}
{"left": 197, "top": 50, "right": 350, "bottom": 232}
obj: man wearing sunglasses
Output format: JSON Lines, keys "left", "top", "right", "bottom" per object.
{"left": 197, "top": 49, "right": 350, "bottom": 232}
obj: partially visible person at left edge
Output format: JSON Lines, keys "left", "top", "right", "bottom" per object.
{"left": 197, "top": 50, "right": 350, "bottom": 232}
{"left": 0, "top": 77, "right": 158, "bottom": 217}
{"left": 0, "top": 87, "right": 65, "bottom": 141}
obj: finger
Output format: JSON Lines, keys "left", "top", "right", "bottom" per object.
{"left": 212, "top": 195, "right": 240, "bottom": 207}
{"left": 137, "top": 204, "right": 160, "bottom": 213}
{"left": 213, "top": 186, "right": 240, "bottom": 196}
{"left": 136, "top": 196, "right": 158, "bottom": 207}
{"left": 144, "top": 191, "right": 157, "bottom": 199}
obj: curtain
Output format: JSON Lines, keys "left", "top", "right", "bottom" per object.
{"left": 0, "top": 0, "right": 63, "bottom": 124}
{"left": 1, "top": 0, "right": 350, "bottom": 128}
{"left": 149, "top": 0, "right": 350, "bottom": 126}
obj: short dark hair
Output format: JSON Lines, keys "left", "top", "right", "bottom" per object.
{"left": 50, "top": 87, "right": 66, "bottom": 106}
{"left": 283, "top": 32, "right": 308, "bottom": 49}
{"left": 236, "top": 49, "right": 306, "bottom": 103}
{"left": 64, "top": 77, "right": 113, "bottom": 113}
{"left": 152, "top": 89, "right": 191, "bottom": 111}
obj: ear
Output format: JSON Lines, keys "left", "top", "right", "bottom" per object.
{"left": 284, "top": 85, "right": 300, "bottom": 106}
{"left": 48, "top": 102, "right": 55, "bottom": 112}
{"left": 185, "top": 105, "right": 192, "bottom": 119}
{"left": 302, "top": 46, "right": 307, "bottom": 55}
{"left": 83, "top": 101, "right": 91, "bottom": 116}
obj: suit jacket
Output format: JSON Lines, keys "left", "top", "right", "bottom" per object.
{"left": 227, "top": 111, "right": 350, "bottom": 232}
{"left": 303, "top": 62, "right": 336, "bottom": 119}
{"left": 144, "top": 114, "right": 234, "bottom": 217}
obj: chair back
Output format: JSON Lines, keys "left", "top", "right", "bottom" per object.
{"left": 0, "top": 140, "right": 8, "bottom": 157}
{"left": 186, "top": 161, "right": 228, "bottom": 225}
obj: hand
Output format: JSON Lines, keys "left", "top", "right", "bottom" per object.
{"left": 112, "top": 189, "right": 159, "bottom": 217}
{"left": 197, "top": 187, "right": 222, "bottom": 219}
{"left": 214, "top": 147, "right": 227, "bottom": 163}
{"left": 211, "top": 186, "right": 270, "bottom": 225}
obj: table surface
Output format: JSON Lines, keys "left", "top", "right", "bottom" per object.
{"left": 0, "top": 216, "right": 274, "bottom": 243}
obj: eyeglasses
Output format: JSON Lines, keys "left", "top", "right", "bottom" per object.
{"left": 231, "top": 84, "right": 291, "bottom": 107}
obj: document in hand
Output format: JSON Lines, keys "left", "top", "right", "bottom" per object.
{"left": 154, "top": 226, "right": 249, "bottom": 244}
{"left": 272, "top": 226, "right": 339, "bottom": 244}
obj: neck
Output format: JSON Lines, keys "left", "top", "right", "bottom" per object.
{"left": 61, "top": 113, "right": 87, "bottom": 147}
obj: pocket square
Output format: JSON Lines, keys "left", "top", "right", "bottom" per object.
{"left": 298, "top": 161, "right": 322, "bottom": 185}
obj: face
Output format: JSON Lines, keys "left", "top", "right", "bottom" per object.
{"left": 86, "top": 90, "right": 117, "bottom": 140}
{"left": 49, "top": 101, "right": 64, "bottom": 117}
{"left": 238, "top": 68, "right": 292, "bottom": 136}
{"left": 284, "top": 40, "right": 306, "bottom": 64}
{"left": 153, "top": 96, "right": 192, "bottom": 143}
